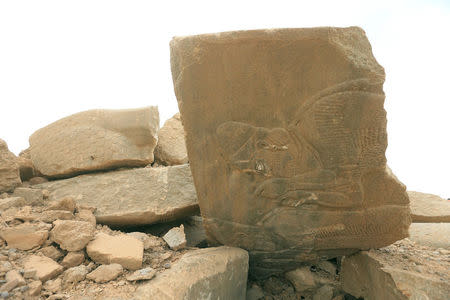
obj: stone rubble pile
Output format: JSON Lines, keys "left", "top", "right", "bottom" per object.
{"left": 0, "top": 26, "right": 449, "bottom": 300}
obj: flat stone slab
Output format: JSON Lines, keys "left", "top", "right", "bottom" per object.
{"left": 408, "top": 191, "right": 450, "bottom": 223}
{"left": 170, "top": 27, "right": 411, "bottom": 277}
{"left": 29, "top": 107, "right": 159, "bottom": 177}
{"left": 134, "top": 246, "right": 248, "bottom": 300}
{"left": 409, "top": 223, "right": 450, "bottom": 249}
{"left": 35, "top": 164, "right": 198, "bottom": 226}
{"left": 341, "top": 239, "right": 450, "bottom": 300}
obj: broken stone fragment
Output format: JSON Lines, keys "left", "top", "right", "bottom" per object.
{"left": 285, "top": 266, "right": 320, "bottom": 292}
{"left": 39, "top": 210, "right": 74, "bottom": 223}
{"left": 170, "top": 27, "right": 411, "bottom": 277}
{"left": 12, "top": 187, "right": 43, "bottom": 205}
{"left": 24, "top": 255, "right": 63, "bottom": 282}
{"left": 163, "top": 225, "right": 186, "bottom": 250}
{"left": 0, "top": 279, "right": 18, "bottom": 292}
{"left": 5, "top": 270, "right": 25, "bottom": 287}
{"left": 29, "top": 106, "right": 159, "bottom": 177}
{"left": 341, "top": 249, "right": 450, "bottom": 300}
{"left": 62, "top": 265, "right": 88, "bottom": 286}
{"left": 409, "top": 223, "right": 450, "bottom": 249}
{"left": 39, "top": 246, "right": 64, "bottom": 261}
{"left": 27, "top": 280, "right": 42, "bottom": 296}
{"left": 86, "top": 232, "right": 143, "bottom": 270}
{"left": 126, "top": 267, "right": 156, "bottom": 281}
{"left": 86, "top": 264, "right": 123, "bottom": 283}
{"left": 50, "top": 220, "right": 95, "bottom": 251}
{"left": 75, "top": 209, "right": 96, "bottom": 226}
{"left": 134, "top": 247, "right": 248, "bottom": 300}
{"left": 0, "top": 139, "right": 21, "bottom": 193}
{"left": 127, "top": 232, "right": 162, "bottom": 250}
{"left": 154, "top": 113, "right": 189, "bottom": 166}
{"left": 46, "top": 196, "right": 76, "bottom": 213}
{"left": 43, "top": 278, "right": 62, "bottom": 293}
{"left": 408, "top": 191, "right": 450, "bottom": 222}
{"left": 0, "top": 197, "right": 26, "bottom": 211}
{"left": 36, "top": 164, "right": 198, "bottom": 226}
{"left": 0, "top": 223, "right": 48, "bottom": 250}
{"left": 61, "top": 252, "right": 85, "bottom": 268}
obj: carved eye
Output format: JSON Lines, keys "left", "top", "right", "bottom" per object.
{"left": 255, "top": 160, "right": 265, "bottom": 172}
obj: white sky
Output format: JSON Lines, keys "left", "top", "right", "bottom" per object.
{"left": 0, "top": 0, "right": 449, "bottom": 198}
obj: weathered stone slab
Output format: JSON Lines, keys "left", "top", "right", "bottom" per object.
{"left": 170, "top": 27, "right": 411, "bottom": 277}
{"left": 154, "top": 113, "right": 188, "bottom": 165}
{"left": 408, "top": 191, "right": 450, "bottom": 222}
{"left": 409, "top": 223, "right": 450, "bottom": 249}
{"left": 134, "top": 246, "right": 248, "bottom": 300}
{"left": 36, "top": 164, "right": 198, "bottom": 226}
{"left": 341, "top": 245, "right": 450, "bottom": 300}
{"left": 0, "top": 139, "right": 21, "bottom": 193}
{"left": 29, "top": 107, "right": 159, "bottom": 178}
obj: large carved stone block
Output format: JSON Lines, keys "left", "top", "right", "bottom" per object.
{"left": 170, "top": 27, "right": 411, "bottom": 278}
{"left": 29, "top": 107, "right": 159, "bottom": 177}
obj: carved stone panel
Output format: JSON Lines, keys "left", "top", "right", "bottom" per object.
{"left": 170, "top": 27, "right": 411, "bottom": 278}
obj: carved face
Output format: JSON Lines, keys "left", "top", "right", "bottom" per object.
{"left": 217, "top": 121, "right": 320, "bottom": 178}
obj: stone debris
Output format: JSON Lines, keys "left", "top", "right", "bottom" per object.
{"left": 134, "top": 247, "right": 249, "bottom": 300}
{"left": 86, "top": 264, "right": 123, "bottom": 283}
{"left": 62, "top": 265, "right": 89, "bottom": 286}
{"left": 29, "top": 107, "right": 159, "bottom": 177}
{"left": 0, "top": 139, "right": 21, "bottom": 193}
{"left": 12, "top": 187, "right": 44, "bottom": 206}
{"left": 86, "top": 233, "right": 143, "bottom": 270}
{"left": 27, "top": 280, "right": 42, "bottom": 296}
{"left": 409, "top": 223, "right": 450, "bottom": 249}
{"left": 39, "top": 210, "right": 74, "bottom": 223}
{"left": 75, "top": 209, "right": 96, "bottom": 226}
{"left": 61, "top": 251, "right": 85, "bottom": 268}
{"left": 43, "top": 277, "right": 62, "bottom": 293}
{"left": 163, "top": 224, "right": 187, "bottom": 250}
{"left": 127, "top": 232, "right": 162, "bottom": 250}
{"left": 154, "top": 112, "right": 189, "bottom": 166}
{"left": 36, "top": 164, "right": 199, "bottom": 226}
{"left": 24, "top": 255, "right": 64, "bottom": 282}
{"left": 5, "top": 270, "right": 25, "bottom": 286}
{"left": 50, "top": 220, "right": 95, "bottom": 251}
{"left": 46, "top": 196, "right": 76, "bottom": 213}
{"left": 0, "top": 223, "right": 48, "bottom": 250}
{"left": 170, "top": 27, "right": 411, "bottom": 277}
{"left": 408, "top": 191, "right": 450, "bottom": 222}
{"left": 39, "top": 245, "right": 64, "bottom": 261}
{"left": 125, "top": 267, "right": 156, "bottom": 281}
{"left": 341, "top": 239, "right": 450, "bottom": 300}
{"left": 0, "top": 197, "right": 25, "bottom": 211}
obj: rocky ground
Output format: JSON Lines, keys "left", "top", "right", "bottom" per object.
{"left": 0, "top": 109, "right": 449, "bottom": 299}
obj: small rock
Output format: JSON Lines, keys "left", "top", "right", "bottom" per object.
{"left": 313, "top": 285, "right": 334, "bottom": 300}
{"left": 12, "top": 187, "right": 43, "bottom": 205}
{"left": 62, "top": 265, "right": 88, "bottom": 285}
{"left": 0, "top": 139, "right": 21, "bottom": 193}
{"left": 24, "top": 255, "right": 63, "bottom": 282}
{"left": 127, "top": 232, "right": 162, "bottom": 250}
{"left": 0, "top": 279, "right": 18, "bottom": 292}
{"left": 0, "top": 262, "right": 12, "bottom": 273}
{"left": 27, "top": 280, "right": 42, "bottom": 296}
{"left": 86, "top": 264, "right": 123, "bottom": 283}
{"left": 246, "top": 283, "right": 265, "bottom": 300}
{"left": 61, "top": 252, "right": 85, "bottom": 268}
{"left": 5, "top": 270, "right": 25, "bottom": 287}
{"left": 75, "top": 209, "right": 96, "bottom": 226}
{"left": 0, "top": 197, "right": 25, "bottom": 211}
{"left": 46, "top": 196, "right": 76, "bottom": 213}
{"left": 285, "top": 266, "right": 319, "bottom": 292}
{"left": 43, "top": 278, "right": 62, "bottom": 293}
{"left": 0, "top": 292, "right": 8, "bottom": 299}
{"left": 23, "top": 269, "right": 37, "bottom": 279}
{"left": 126, "top": 267, "right": 156, "bottom": 281}
{"left": 39, "top": 245, "right": 64, "bottom": 261}
{"left": 86, "top": 233, "right": 143, "bottom": 270}
{"left": 50, "top": 220, "right": 95, "bottom": 251}
{"left": 317, "top": 260, "right": 337, "bottom": 276}
{"left": 163, "top": 225, "right": 186, "bottom": 250}
{"left": 40, "top": 210, "right": 74, "bottom": 223}
{"left": 0, "top": 223, "right": 48, "bottom": 250}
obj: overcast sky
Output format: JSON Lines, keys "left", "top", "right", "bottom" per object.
{"left": 0, "top": 0, "right": 449, "bottom": 198}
